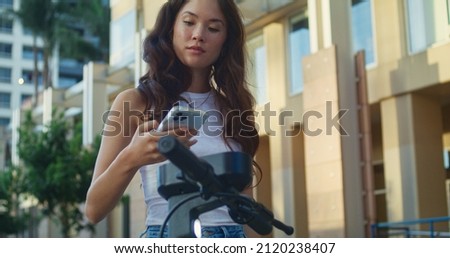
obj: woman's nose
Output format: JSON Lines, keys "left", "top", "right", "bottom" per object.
{"left": 192, "top": 26, "right": 205, "bottom": 41}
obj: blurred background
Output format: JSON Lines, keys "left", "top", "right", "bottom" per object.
{"left": 0, "top": 0, "right": 449, "bottom": 238}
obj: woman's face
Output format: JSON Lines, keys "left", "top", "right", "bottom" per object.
{"left": 172, "top": 0, "right": 227, "bottom": 72}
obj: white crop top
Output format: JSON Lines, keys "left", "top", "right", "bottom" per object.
{"left": 139, "top": 91, "right": 241, "bottom": 227}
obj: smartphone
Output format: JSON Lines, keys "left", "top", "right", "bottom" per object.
{"left": 156, "top": 105, "right": 208, "bottom": 131}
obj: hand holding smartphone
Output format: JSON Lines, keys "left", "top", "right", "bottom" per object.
{"left": 156, "top": 105, "right": 208, "bottom": 132}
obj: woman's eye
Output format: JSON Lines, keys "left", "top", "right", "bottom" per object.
{"left": 183, "top": 21, "right": 194, "bottom": 26}
{"left": 208, "top": 27, "right": 219, "bottom": 32}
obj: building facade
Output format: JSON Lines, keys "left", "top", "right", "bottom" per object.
{"left": 1, "top": 0, "right": 34, "bottom": 168}
{"left": 0, "top": 0, "right": 87, "bottom": 169}
{"left": 12, "top": 0, "right": 450, "bottom": 237}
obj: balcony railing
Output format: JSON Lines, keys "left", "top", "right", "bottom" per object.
{"left": 371, "top": 216, "right": 450, "bottom": 238}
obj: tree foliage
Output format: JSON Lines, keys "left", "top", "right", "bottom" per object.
{"left": 60, "top": 0, "right": 111, "bottom": 62}
{"left": 4, "top": 0, "right": 110, "bottom": 104}
{"left": 0, "top": 166, "right": 29, "bottom": 237}
{"left": 17, "top": 110, "right": 100, "bottom": 237}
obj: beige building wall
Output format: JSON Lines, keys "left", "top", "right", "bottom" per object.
{"left": 110, "top": 0, "right": 138, "bottom": 21}
{"left": 94, "top": 0, "right": 450, "bottom": 238}
{"left": 365, "top": 0, "right": 450, "bottom": 228}
{"left": 381, "top": 94, "right": 447, "bottom": 225}
{"left": 368, "top": 0, "right": 450, "bottom": 103}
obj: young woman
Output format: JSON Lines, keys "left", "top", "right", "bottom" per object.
{"left": 85, "top": 0, "right": 259, "bottom": 238}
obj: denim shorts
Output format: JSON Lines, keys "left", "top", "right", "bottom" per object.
{"left": 140, "top": 225, "right": 246, "bottom": 238}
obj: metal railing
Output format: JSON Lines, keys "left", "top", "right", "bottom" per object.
{"left": 371, "top": 216, "right": 450, "bottom": 238}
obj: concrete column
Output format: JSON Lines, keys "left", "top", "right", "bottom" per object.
{"left": 324, "top": 0, "right": 365, "bottom": 237}
{"left": 381, "top": 94, "right": 447, "bottom": 224}
{"left": 10, "top": 107, "right": 21, "bottom": 166}
{"left": 262, "top": 23, "right": 295, "bottom": 237}
{"left": 82, "top": 62, "right": 108, "bottom": 146}
{"left": 42, "top": 87, "right": 53, "bottom": 127}
{"left": 0, "top": 127, "right": 5, "bottom": 169}
{"left": 307, "top": 0, "right": 321, "bottom": 53}
{"left": 302, "top": 0, "right": 364, "bottom": 237}
{"left": 303, "top": 46, "right": 345, "bottom": 237}
{"left": 290, "top": 127, "right": 309, "bottom": 237}
{"left": 80, "top": 62, "right": 109, "bottom": 237}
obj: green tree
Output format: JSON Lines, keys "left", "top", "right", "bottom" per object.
{"left": 17, "top": 110, "right": 100, "bottom": 237}
{"left": 0, "top": 166, "right": 29, "bottom": 237}
{"left": 61, "top": 0, "right": 111, "bottom": 63}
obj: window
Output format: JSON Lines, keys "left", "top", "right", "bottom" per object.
{"left": 0, "top": 42, "right": 12, "bottom": 58}
{"left": 22, "top": 69, "right": 43, "bottom": 85}
{"left": 58, "top": 59, "right": 83, "bottom": 88}
{"left": 0, "top": 0, "right": 13, "bottom": 8}
{"left": 406, "top": 0, "right": 430, "bottom": 52}
{"left": 351, "top": 0, "right": 375, "bottom": 66}
{"left": 0, "top": 67, "right": 11, "bottom": 83}
{"left": 58, "top": 75, "right": 80, "bottom": 88}
{"left": 445, "top": 149, "right": 450, "bottom": 170}
{"left": 0, "top": 92, "right": 11, "bottom": 108}
{"left": 0, "top": 16, "right": 13, "bottom": 34}
{"left": 247, "top": 33, "right": 267, "bottom": 105}
{"left": 21, "top": 94, "right": 32, "bottom": 104}
{"left": 447, "top": 0, "right": 450, "bottom": 24}
{"left": 23, "top": 27, "right": 33, "bottom": 36}
{"left": 22, "top": 46, "right": 44, "bottom": 61}
{"left": 237, "top": 0, "right": 294, "bottom": 24}
{"left": 406, "top": 0, "right": 449, "bottom": 53}
{"left": 110, "top": 11, "right": 135, "bottom": 67}
{"left": 288, "top": 12, "right": 310, "bottom": 95}
{"left": 0, "top": 117, "right": 10, "bottom": 127}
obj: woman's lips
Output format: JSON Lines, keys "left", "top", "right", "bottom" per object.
{"left": 187, "top": 46, "right": 205, "bottom": 54}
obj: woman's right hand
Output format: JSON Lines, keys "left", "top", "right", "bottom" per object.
{"left": 124, "top": 120, "right": 198, "bottom": 168}
{"left": 85, "top": 88, "right": 197, "bottom": 224}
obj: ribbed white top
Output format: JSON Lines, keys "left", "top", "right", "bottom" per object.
{"left": 139, "top": 91, "right": 241, "bottom": 227}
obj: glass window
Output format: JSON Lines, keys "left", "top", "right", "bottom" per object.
{"left": 21, "top": 94, "right": 32, "bottom": 104}
{"left": 0, "top": 16, "right": 13, "bottom": 34}
{"left": 0, "top": 42, "right": 12, "bottom": 58}
{"left": 0, "top": 67, "right": 11, "bottom": 83}
{"left": 22, "top": 70, "right": 43, "bottom": 85}
{"left": 444, "top": 149, "right": 450, "bottom": 169}
{"left": 406, "top": 0, "right": 428, "bottom": 52}
{"left": 247, "top": 33, "right": 267, "bottom": 105}
{"left": 0, "top": 0, "right": 13, "bottom": 8}
{"left": 58, "top": 76, "right": 80, "bottom": 88}
{"left": 288, "top": 12, "right": 310, "bottom": 95}
{"left": 447, "top": 0, "right": 450, "bottom": 24}
{"left": 0, "top": 92, "right": 11, "bottom": 108}
{"left": 110, "top": 11, "right": 135, "bottom": 67}
{"left": 406, "top": 0, "right": 448, "bottom": 53}
{"left": 23, "top": 27, "right": 33, "bottom": 36}
{"left": 22, "top": 46, "right": 44, "bottom": 61}
{"left": 237, "top": 0, "right": 294, "bottom": 24}
{"left": 0, "top": 117, "right": 10, "bottom": 127}
{"left": 351, "top": 0, "right": 375, "bottom": 66}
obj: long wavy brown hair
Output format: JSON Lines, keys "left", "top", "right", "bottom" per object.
{"left": 138, "top": 0, "right": 259, "bottom": 157}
